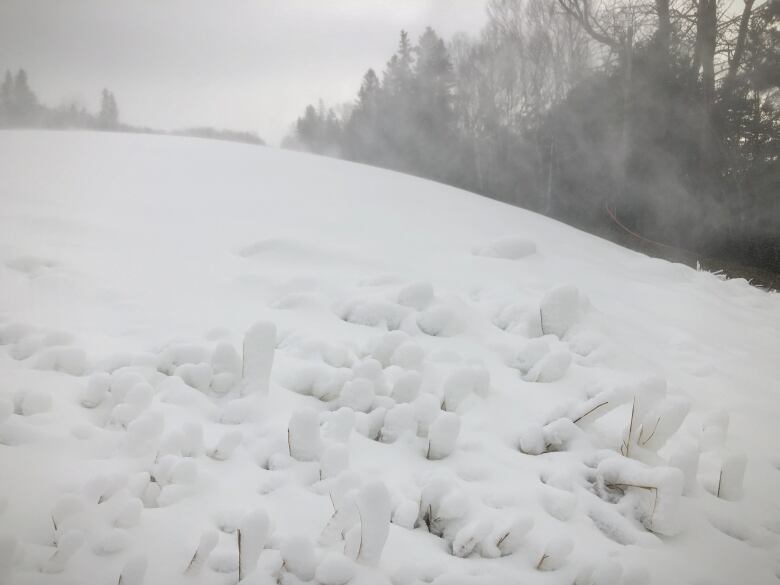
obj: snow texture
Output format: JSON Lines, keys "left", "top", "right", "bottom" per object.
{"left": 0, "top": 131, "right": 778, "bottom": 585}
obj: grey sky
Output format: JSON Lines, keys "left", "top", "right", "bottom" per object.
{"left": 0, "top": 1, "right": 487, "bottom": 144}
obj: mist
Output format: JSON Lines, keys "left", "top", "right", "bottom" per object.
{"left": 0, "top": 0, "right": 777, "bottom": 281}
{"left": 282, "top": 0, "right": 780, "bottom": 285}
{"left": 0, "top": 0, "right": 485, "bottom": 143}
{"left": 1, "top": 2, "right": 779, "bottom": 584}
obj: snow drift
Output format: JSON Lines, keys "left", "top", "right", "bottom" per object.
{"left": 0, "top": 130, "right": 779, "bottom": 585}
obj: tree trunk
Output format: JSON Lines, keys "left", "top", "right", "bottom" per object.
{"left": 724, "top": 0, "right": 755, "bottom": 92}
{"left": 696, "top": 0, "right": 718, "bottom": 195}
{"left": 697, "top": 0, "right": 717, "bottom": 118}
{"left": 655, "top": 0, "right": 671, "bottom": 62}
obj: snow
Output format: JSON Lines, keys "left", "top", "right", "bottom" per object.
{"left": 427, "top": 412, "right": 461, "bottom": 460}
{"left": 238, "top": 509, "right": 271, "bottom": 580}
{"left": 287, "top": 409, "right": 322, "bottom": 462}
{"left": 472, "top": 235, "right": 537, "bottom": 260}
{"left": 0, "top": 130, "right": 779, "bottom": 584}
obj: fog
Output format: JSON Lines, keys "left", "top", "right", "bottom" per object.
{"left": 0, "top": 0, "right": 485, "bottom": 143}
{"left": 1, "top": 0, "right": 777, "bottom": 284}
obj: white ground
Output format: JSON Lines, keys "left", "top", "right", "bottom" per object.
{"left": 0, "top": 130, "right": 779, "bottom": 585}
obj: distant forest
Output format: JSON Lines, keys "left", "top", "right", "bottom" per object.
{"left": 284, "top": 0, "right": 779, "bottom": 280}
{"left": 0, "top": 69, "right": 265, "bottom": 146}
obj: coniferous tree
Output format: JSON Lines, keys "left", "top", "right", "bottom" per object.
{"left": 6, "top": 69, "right": 40, "bottom": 125}
{"left": 283, "top": 6, "right": 779, "bottom": 277}
{"left": 0, "top": 71, "right": 13, "bottom": 125}
{"left": 98, "top": 89, "right": 119, "bottom": 129}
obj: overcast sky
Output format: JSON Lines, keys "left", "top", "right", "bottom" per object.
{"left": 0, "top": 1, "right": 487, "bottom": 144}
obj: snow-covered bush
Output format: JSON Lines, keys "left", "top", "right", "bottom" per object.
{"left": 239, "top": 509, "right": 271, "bottom": 580}
{"left": 397, "top": 281, "right": 434, "bottom": 310}
{"left": 392, "top": 371, "right": 422, "bottom": 403}
{"left": 442, "top": 366, "right": 489, "bottom": 411}
{"left": 517, "top": 424, "right": 546, "bottom": 456}
{"left": 535, "top": 535, "right": 573, "bottom": 571}
{"left": 113, "top": 498, "right": 143, "bottom": 528}
{"left": 219, "top": 396, "right": 255, "bottom": 424}
{"left": 125, "top": 382, "right": 153, "bottom": 410}
{"left": 513, "top": 339, "right": 549, "bottom": 376}
{"left": 124, "top": 411, "right": 164, "bottom": 455}
{"left": 174, "top": 363, "right": 212, "bottom": 392}
{"left": 700, "top": 410, "right": 729, "bottom": 450}
{"left": 156, "top": 344, "right": 210, "bottom": 375}
{"left": 52, "top": 495, "right": 86, "bottom": 540}
{"left": 380, "top": 403, "right": 416, "bottom": 443}
{"left": 618, "top": 378, "right": 688, "bottom": 459}
{"left": 472, "top": 236, "right": 537, "bottom": 260}
{"left": 391, "top": 498, "right": 419, "bottom": 529}
{"left": 351, "top": 357, "right": 383, "bottom": 382}
{"left": 427, "top": 412, "right": 460, "bottom": 459}
{"left": 288, "top": 409, "right": 322, "bottom": 461}
{"left": 337, "top": 298, "right": 408, "bottom": 330}
{"left": 596, "top": 457, "right": 684, "bottom": 536}
{"left": 417, "top": 306, "right": 461, "bottom": 337}
{"left": 211, "top": 341, "right": 242, "bottom": 378}
{"left": 716, "top": 451, "right": 747, "bottom": 500}
{"left": 355, "top": 407, "right": 386, "bottom": 441}
{"left": 319, "top": 443, "right": 349, "bottom": 480}
{"left": 312, "top": 367, "right": 352, "bottom": 402}
{"left": 315, "top": 551, "right": 355, "bottom": 585}
{"left": 370, "top": 331, "right": 410, "bottom": 367}
{"left": 322, "top": 342, "right": 351, "bottom": 368}
{"left": 110, "top": 370, "right": 147, "bottom": 403}
{"left": 542, "top": 418, "right": 582, "bottom": 453}
{"left": 16, "top": 388, "right": 52, "bottom": 416}
{"left": 181, "top": 422, "right": 204, "bottom": 457}
{"left": 523, "top": 349, "right": 571, "bottom": 383}
{"left": 413, "top": 393, "right": 441, "bottom": 436}
{"left": 33, "top": 346, "right": 87, "bottom": 375}
{"left": 668, "top": 442, "right": 700, "bottom": 496}
{"left": 41, "top": 530, "right": 84, "bottom": 573}
{"left": 118, "top": 555, "right": 147, "bottom": 585}
{"left": 494, "top": 301, "right": 543, "bottom": 337}
{"left": 340, "top": 379, "right": 375, "bottom": 413}
{"left": 184, "top": 529, "right": 218, "bottom": 575}
{"left": 540, "top": 486, "right": 578, "bottom": 521}
{"left": 539, "top": 285, "right": 581, "bottom": 338}
{"left": 477, "top": 516, "right": 533, "bottom": 558}
{"left": 321, "top": 407, "right": 355, "bottom": 442}
{"left": 208, "top": 431, "right": 242, "bottom": 461}
{"left": 93, "top": 528, "right": 130, "bottom": 555}
{"left": 243, "top": 321, "right": 277, "bottom": 393}
{"left": 80, "top": 372, "right": 111, "bottom": 408}
{"left": 353, "top": 482, "right": 391, "bottom": 565}
{"left": 577, "top": 560, "right": 624, "bottom": 585}
{"left": 390, "top": 341, "right": 424, "bottom": 369}
{"left": 84, "top": 473, "right": 127, "bottom": 505}
{"left": 451, "top": 518, "right": 492, "bottom": 557}
{"left": 280, "top": 535, "right": 317, "bottom": 580}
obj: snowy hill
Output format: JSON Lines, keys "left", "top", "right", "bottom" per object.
{"left": 0, "top": 130, "right": 779, "bottom": 585}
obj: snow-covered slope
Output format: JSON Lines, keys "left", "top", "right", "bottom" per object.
{"left": 0, "top": 130, "right": 778, "bottom": 585}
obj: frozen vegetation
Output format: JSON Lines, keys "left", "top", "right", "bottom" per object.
{"left": 0, "top": 131, "right": 779, "bottom": 584}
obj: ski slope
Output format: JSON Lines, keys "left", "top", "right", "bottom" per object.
{"left": 0, "top": 130, "right": 778, "bottom": 585}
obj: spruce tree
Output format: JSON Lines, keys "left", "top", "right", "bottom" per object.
{"left": 0, "top": 71, "right": 12, "bottom": 125}
{"left": 98, "top": 89, "right": 119, "bottom": 129}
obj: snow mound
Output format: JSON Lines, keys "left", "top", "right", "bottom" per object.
{"left": 472, "top": 235, "right": 537, "bottom": 260}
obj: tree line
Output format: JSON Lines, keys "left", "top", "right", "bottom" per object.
{"left": 0, "top": 69, "right": 265, "bottom": 145}
{"left": 284, "top": 0, "right": 779, "bottom": 276}
{"left": 1, "top": 68, "right": 120, "bottom": 130}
